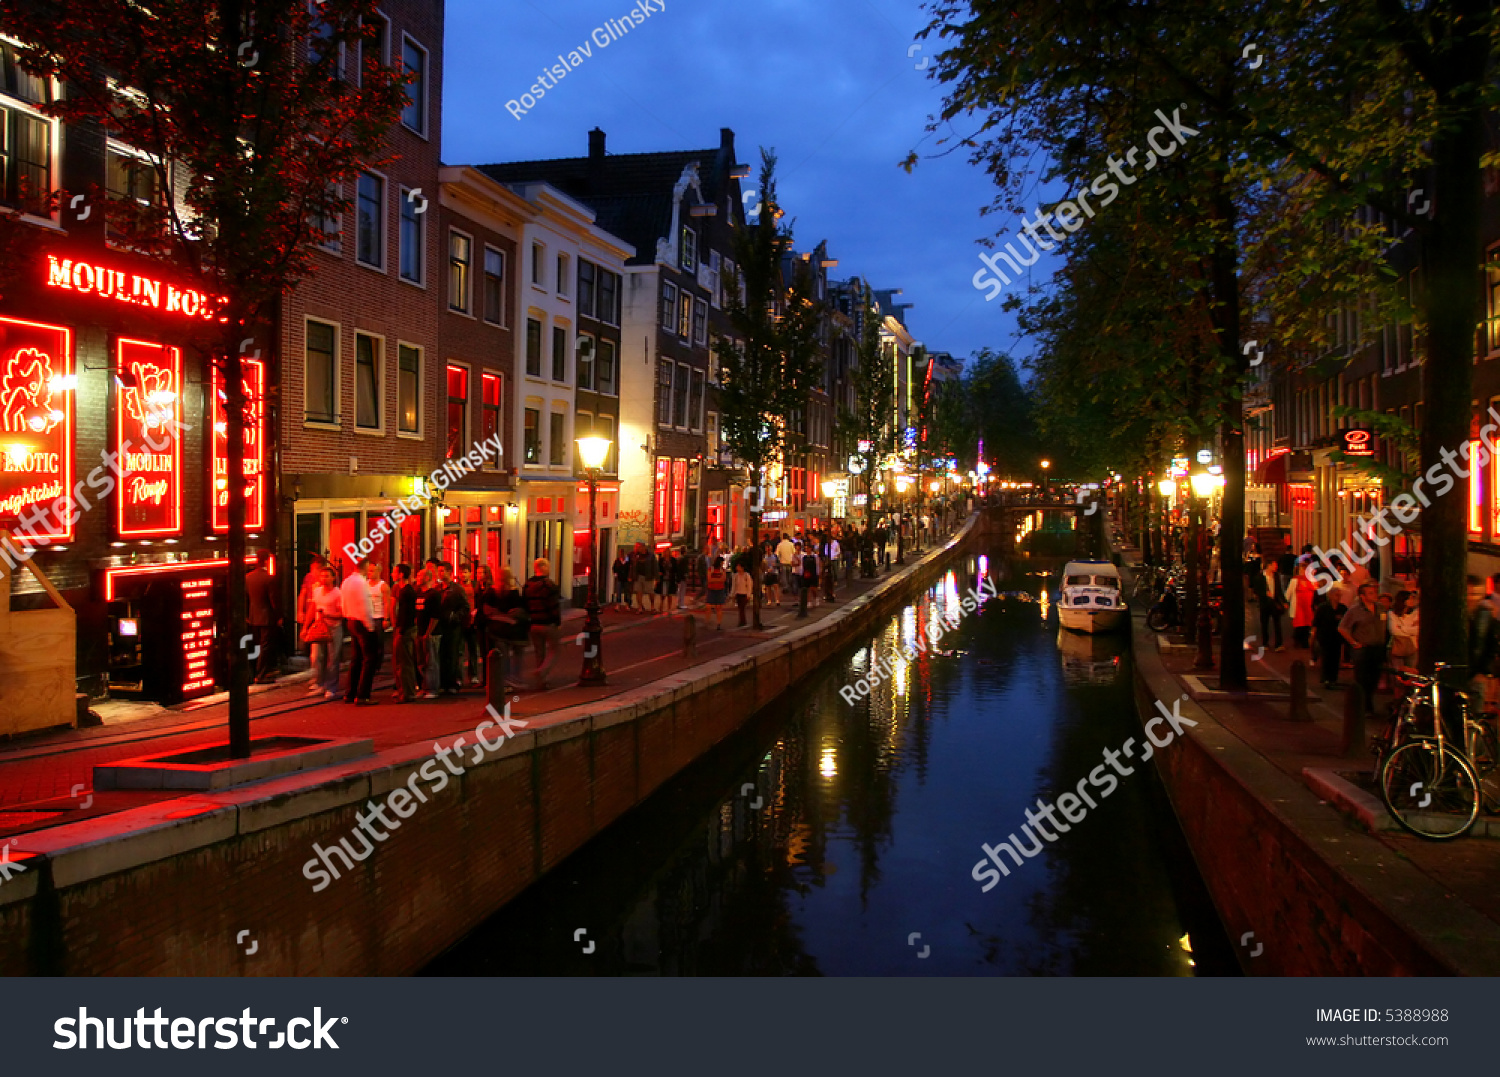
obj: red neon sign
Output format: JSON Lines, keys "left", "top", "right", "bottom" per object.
{"left": 654, "top": 458, "right": 669, "bottom": 536}
{"left": 180, "top": 576, "right": 217, "bottom": 698}
{"left": 45, "top": 255, "right": 226, "bottom": 322}
{"left": 0, "top": 316, "right": 74, "bottom": 542}
{"left": 211, "top": 358, "right": 265, "bottom": 532}
{"left": 670, "top": 458, "right": 687, "bottom": 534}
{"left": 115, "top": 338, "right": 182, "bottom": 538}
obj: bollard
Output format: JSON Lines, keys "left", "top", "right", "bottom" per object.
{"left": 682, "top": 613, "right": 697, "bottom": 658}
{"left": 486, "top": 649, "right": 508, "bottom": 714}
{"left": 1341, "top": 683, "right": 1367, "bottom": 758}
{"left": 1288, "top": 660, "right": 1312, "bottom": 722}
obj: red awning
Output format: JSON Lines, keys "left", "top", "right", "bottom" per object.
{"left": 1255, "top": 452, "right": 1290, "bottom": 485}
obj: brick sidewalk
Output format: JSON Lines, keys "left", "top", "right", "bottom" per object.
{"left": 0, "top": 552, "right": 933, "bottom": 839}
{"left": 1126, "top": 549, "right": 1500, "bottom": 931}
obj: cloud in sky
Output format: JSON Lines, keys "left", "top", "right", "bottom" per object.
{"left": 441, "top": 0, "right": 1055, "bottom": 369}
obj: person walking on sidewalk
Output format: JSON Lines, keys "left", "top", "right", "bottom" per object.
{"left": 763, "top": 546, "right": 782, "bottom": 608}
{"left": 340, "top": 557, "right": 376, "bottom": 705}
{"left": 611, "top": 548, "right": 632, "bottom": 611}
{"left": 303, "top": 563, "right": 338, "bottom": 697}
{"left": 705, "top": 555, "right": 728, "bottom": 629}
{"left": 1339, "top": 582, "right": 1387, "bottom": 716}
{"left": 492, "top": 568, "right": 531, "bottom": 689}
{"left": 1387, "top": 589, "right": 1419, "bottom": 683}
{"left": 684, "top": 545, "right": 705, "bottom": 609}
{"left": 245, "top": 550, "right": 279, "bottom": 683}
{"left": 390, "top": 563, "right": 419, "bottom": 703}
{"left": 1469, "top": 578, "right": 1500, "bottom": 713}
{"left": 524, "top": 558, "right": 564, "bottom": 690}
{"left": 776, "top": 533, "right": 797, "bottom": 596}
{"left": 1290, "top": 558, "right": 1316, "bottom": 650}
{"left": 1312, "top": 590, "right": 1347, "bottom": 690}
{"left": 1247, "top": 556, "right": 1285, "bottom": 652}
{"left": 731, "top": 557, "right": 754, "bottom": 627}
{"left": 633, "top": 543, "right": 658, "bottom": 614}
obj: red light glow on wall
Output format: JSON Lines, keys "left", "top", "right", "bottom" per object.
{"left": 0, "top": 316, "right": 74, "bottom": 542}
{"left": 211, "top": 358, "right": 265, "bottom": 532}
{"left": 115, "top": 338, "right": 182, "bottom": 538}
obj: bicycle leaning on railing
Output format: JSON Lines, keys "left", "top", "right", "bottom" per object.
{"left": 1372, "top": 662, "right": 1498, "bottom": 840}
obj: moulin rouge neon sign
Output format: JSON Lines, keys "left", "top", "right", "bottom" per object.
{"left": 45, "top": 255, "right": 227, "bottom": 322}
{"left": 116, "top": 338, "right": 182, "bottom": 538}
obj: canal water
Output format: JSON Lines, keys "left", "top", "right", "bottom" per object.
{"left": 423, "top": 546, "right": 1238, "bottom": 976}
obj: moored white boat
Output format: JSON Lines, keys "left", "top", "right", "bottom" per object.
{"left": 1057, "top": 560, "right": 1128, "bottom": 633}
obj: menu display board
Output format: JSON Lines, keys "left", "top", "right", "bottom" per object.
{"left": 115, "top": 338, "right": 182, "bottom": 537}
{"left": 211, "top": 357, "right": 265, "bottom": 532}
{"left": 179, "top": 576, "right": 216, "bottom": 699}
{"left": 0, "top": 316, "right": 74, "bottom": 541}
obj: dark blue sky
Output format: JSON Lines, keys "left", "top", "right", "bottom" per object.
{"left": 441, "top": 0, "right": 1051, "bottom": 368}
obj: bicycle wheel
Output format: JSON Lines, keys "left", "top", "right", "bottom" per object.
{"left": 1145, "top": 607, "right": 1172, "bottom": 632}
{"left": 1380, "top": 741, "right": 1481, "bottom": 840}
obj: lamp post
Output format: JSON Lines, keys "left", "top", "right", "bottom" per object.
{"left": 1188, "top": 468, "right": 1220, "bottom": 670}
{"left": 895, "top": 474, "right": 912, "bottom": 564}
{"left": 576, "top": 436, "right": 611, "bottom": 686}
{"left": 1040, "top": 458, "right": 1051, "bottom": 502}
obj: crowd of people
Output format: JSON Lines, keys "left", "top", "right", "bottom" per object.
{"left": 292, "top": 553, "right": 565, "bottom": 703}
{"left": 249, "top": 509, "right": 957, "bottom": 704}
{"left": 1241, "top": 544, "right": 1423, "bottom": 714}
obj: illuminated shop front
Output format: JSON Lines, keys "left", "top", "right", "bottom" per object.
{"left": 1, "top": 244, "right": 267, "bottom": 703}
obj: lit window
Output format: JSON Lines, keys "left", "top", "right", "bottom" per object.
{"left": 354, "top": 333, "right": 381, "bottom": 429}
{"left": 524, "top": 407, "right": 541, "bottom": 464}
{"left": 398, "top": 344, "right": 421, "bottom": 434}
{"left": 446, "top": 365, "right": 468, "bottom": 459}
{"left": 482, "top": 373, "right": 502, "bottom": 459}
{"left": 449, "top": 232, "right": 471, "bottom": 312}
{"left": 305, "top": 321, "right": 337, "bottom": 424}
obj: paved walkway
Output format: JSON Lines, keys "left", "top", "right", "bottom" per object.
{"left": 0, "top": 545, "right": 948, "bottom": 840}
{"left": 1124, "top": 548, "right": 1500, "bottom": 930}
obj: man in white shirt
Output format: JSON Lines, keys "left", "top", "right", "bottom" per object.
{"left": 776, "top": 533, "right": 797, "bottom": 595}
{"left": 340, "top": 558, "right": 376, "bottom": 705}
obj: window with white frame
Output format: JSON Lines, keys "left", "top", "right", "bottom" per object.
{"left": 597, "top": 267, "right": 620, "bottom": 325}
{"left": 660, "top": 282, "right": 677, "bottom": 330}
{"left": 104, "top": 142, "right": 161, "bottom": 245}
{"left": 578, "top": 259, "right": 596, "bottom": 317}
{"left": 557, "top": 252, "right": 570, "bottom": 297}
{"left": 677, "top": 289, "right": 692, "bottom": 338}
{"left": 449, "top": 231, "right": 472, "bottom": 313}
{"left": 577, "top": 333, "right": 595, "bottom": 391}
{"left": 692, "top": 297, "right": 708, "bottom": 346}
{"left": 552, "top": 325, "right": 567, "bottom": 382}
{"left": 531, "top": 242, "right": 544, "bottom": 285}
{"left": 1, "top": 44, "right": 52, "bottom": 215}
{"left": 483, "top": 247, "right": 506, "bottom": 324}
{"left": 356, "top": 171, "right": 384, "bottom": 268}
{"left": 314, "top": 180, "right": 342, "bottom": 254}
{"left": 400, "top": 35, "right": 427, "bottom": 135}
{"left": 657, "top": 361, "right": 673, "bottom": 426}
{"left": 524, "top": 406, "right": 541, "bottom": 464}
{"left": 549, "top": 410, "right": 566, "bottom": 466}
{"left": 305, "top": 320, "right": 339, "bottom": 424}
{"left": 358, "top": 11, "right": 390, "bottom": 81}
{"left": 597, "top": 338, "right": 617, "bottom": 396}
{"left": 399, "top": 187, "right": 423, "bottom": 282}
{"left": 354, "top": 332, "right": 382, "bottom": 430}
{"left": 526, "top": 318, "right": 542, "bottom": 378}
{"left": 397, "top": 343, "right": 421, "bottom": 434}
{"left": 680, "top": 225, "right": 697, "bottom": 272}
{"left": 689, "top": 368, "right": 705, "bottom": 431}
{"left": 595, "top": 412, "right": 616, "bottom": 473}
{"left": 673, "top": 362, "right": 690, "bottom": 428}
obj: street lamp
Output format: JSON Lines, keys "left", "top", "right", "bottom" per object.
{"left": 576, "top": 435, "right": 611, "bottom": 686}
{"left": 895, "top": 474, "right": 913, "bottom": 564}
{"left": 1157, "top": 477, "right": 1176, "bottom": 497}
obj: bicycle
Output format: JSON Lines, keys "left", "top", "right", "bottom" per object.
{"left": 1376, "top": 663, "right": 1492, "bottom": 840}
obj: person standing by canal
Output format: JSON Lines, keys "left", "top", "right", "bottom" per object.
{"left": 1312, "top": 589, "right": 1347, "bottom": 690}
{"left": 390, "top": 563, "right": 419, "bottom": 703}
{"left": 418, "top": 561, "right": 444, "bottom": 700}
{"left": 704, "top": 555, "right": 728, "bottom": 630}
{"left": 438, "top": 562, "right": 469, "bottom": 695}
{"left": 611, "top": 547, "right": 632, "bottom": 611}
{"left": 339, "top": 557, "right": 376, "bottom": 706}
{"left": 245, "top": 550, "right": 279, "bottom": 683}
{"left": 731, "top": 556, "right": 754, "bottom": 627}
{"left": 363, "top": 559, "right": 390, "bottom": 693}
{"left": 1338, "top": 582, "right": 1387, "bottom": 715}
{"left": 633, "top": 542, "right": 658, "bottom": 614}
{"left": 524, "top": 558, "right": 564, "bottom": 690}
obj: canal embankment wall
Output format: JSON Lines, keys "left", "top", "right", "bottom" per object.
{"left": 0, "top": 524, "right": 974, "bottom": 976}
{"left": 1128, "top": 592, "right": 1500, "bottom": 976}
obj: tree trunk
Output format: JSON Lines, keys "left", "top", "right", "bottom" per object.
{"left": 1212, "top": 168, "right": 1249, "bottom": 691}
{"left": 1418, "top": 41, "right": 1487, "bottom": 674}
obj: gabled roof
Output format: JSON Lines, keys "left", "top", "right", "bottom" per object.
{"left": 476, "top": 131, "right": 739, "bottom": 266}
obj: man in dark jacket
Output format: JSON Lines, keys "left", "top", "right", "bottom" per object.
{"left": 390, "top": 563, "right": 419, "bottom": 702}
{"left": 524, "top": 558, "right": 564, "bottom": 689}
{"left": 1312, "top": 591, "right": 1348, "bottom": 690}
{"left": 245, "top": 550, "right": 279, "bottom": 683}
{"left": 438, "top": 561, "right": 469, "bottom": 695}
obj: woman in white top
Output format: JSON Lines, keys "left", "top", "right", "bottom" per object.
{"left": 1387, "top": 589, "right": 1420, "bottom": 673}
{"left": 313, "top": 566, "right": 345, "bottom": 697}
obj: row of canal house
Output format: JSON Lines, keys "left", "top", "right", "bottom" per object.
{"left": 1244, "top": 181, "right": 1500, "bottom": 587}
{"left": 1, "top": 2, "right": 939, "bottom": 708}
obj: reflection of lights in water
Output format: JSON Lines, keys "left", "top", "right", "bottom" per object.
{"left": 820, "top": 748, "right": 838, "bottom": 778}
{"left": 978, "top": 554, "right": 989, "bottom": 576}
{"left": 851, "top": 647, "right": 869, "bottom": 673}
{"left": 901, "top": 607, "right": 917, "bottom": 650}
{"left": 1178, "top": 933, "right": 1195, "bottom": 969}
{"left": 894, "top": 654, "right": 909, "bottom": 696}
{"left": 1039, "top": 589, "right": 1050, "bottom": 621}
